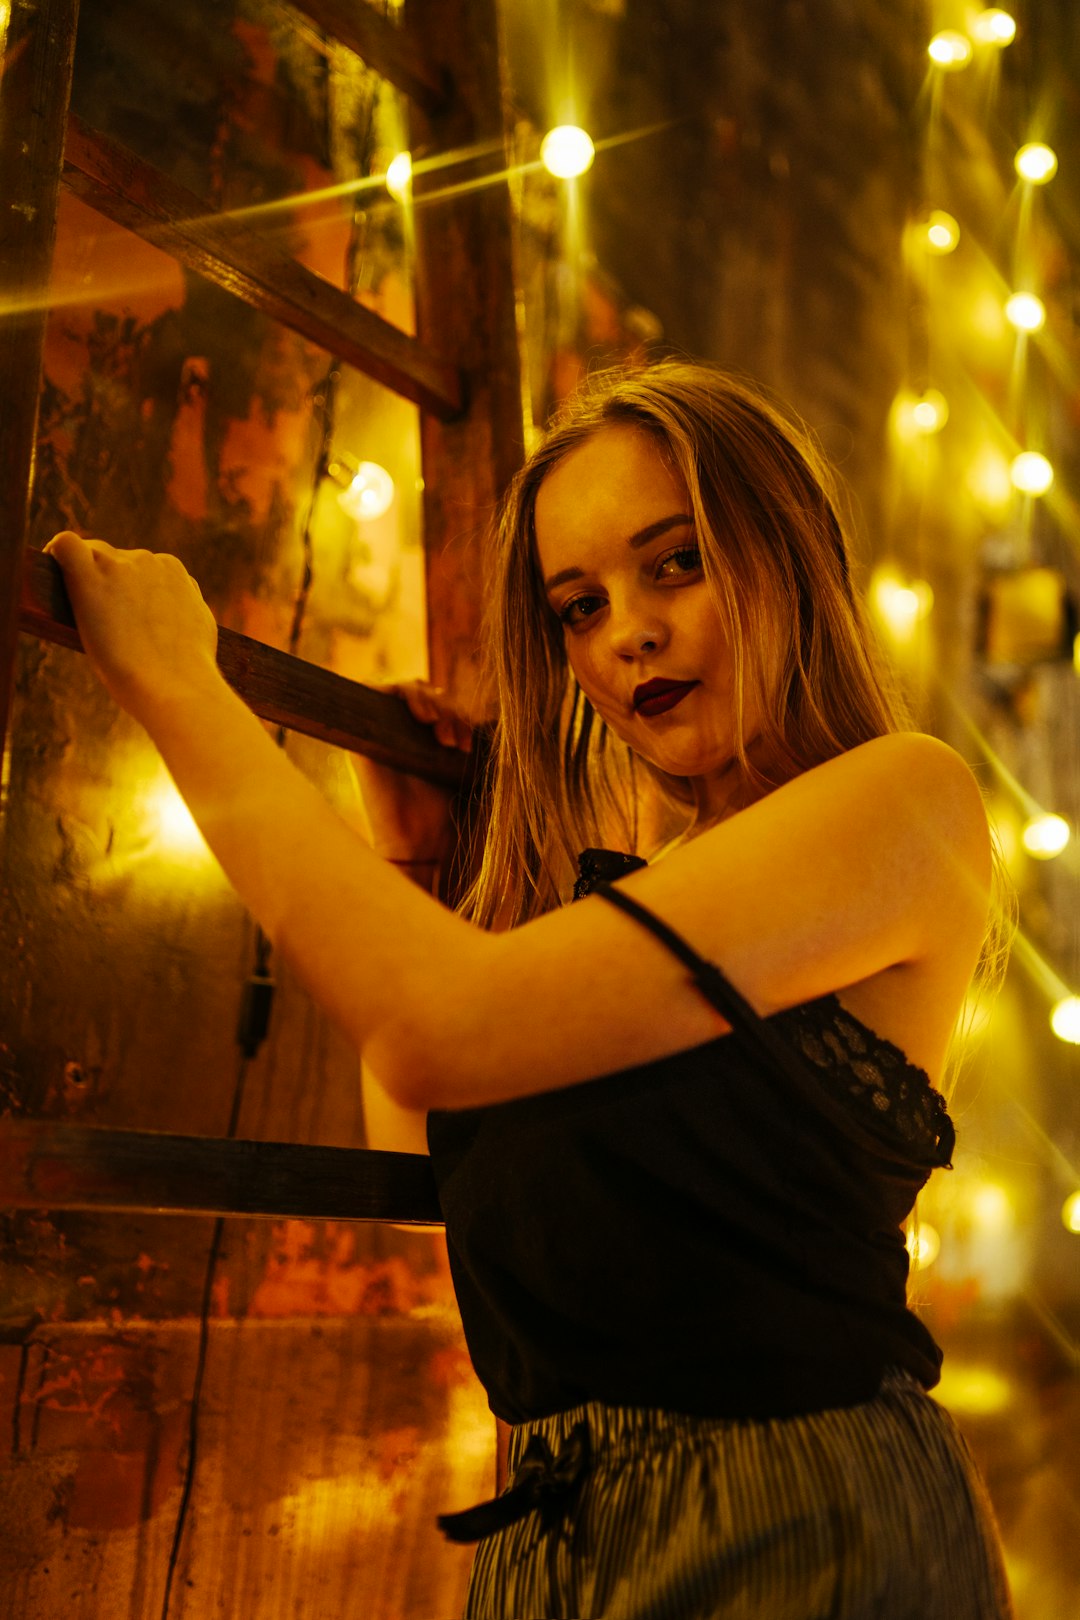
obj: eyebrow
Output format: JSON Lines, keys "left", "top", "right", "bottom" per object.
{"left": 542, "top": 513, "right": 694, "bottom": 594}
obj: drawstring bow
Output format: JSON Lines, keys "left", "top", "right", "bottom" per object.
{"left": 436, "top": 1421, "right": 591, "bottom": 1544}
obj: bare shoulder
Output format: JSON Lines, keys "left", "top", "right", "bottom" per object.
{"left": 824, "top": 731, "right": 990, "bottom": 875}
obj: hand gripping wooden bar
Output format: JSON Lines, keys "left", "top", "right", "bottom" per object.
{"left": 19, "top": 549, "right": 469, "bottom": 786}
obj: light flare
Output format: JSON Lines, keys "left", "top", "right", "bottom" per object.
{"left": 1051, "top": 997, "right": 1080, "bottom": 1045}
{"left": 540, "top": 125, "right": 596, "bottom": 179}
{"left": 928, "top": 31, "right": 973, "bottom": 69}
{"left": 971, "top": 9, "right": 1017, "bottom": 46}
{"left": 1010, "top": 451, "right": 1054, "bottom": 496}
{"left": 1021, "top": 813, "right": 1070, "bottom": 859}
{"left": 1005, "top": 292, "right": 1046, "bottom": 333}
{"left": 1015, "top": 143, "right": 1057, "bottom": 184}
{"left": 924, "top": 210, "right": 960, "bottom": 253}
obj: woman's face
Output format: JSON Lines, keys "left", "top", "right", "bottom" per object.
{"left": 534, "top": 424, "right": 761, "bottom": 817}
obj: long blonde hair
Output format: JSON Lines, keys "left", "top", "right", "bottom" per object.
{"left": 463, "top": 360, "right": 911, "bottom": 930}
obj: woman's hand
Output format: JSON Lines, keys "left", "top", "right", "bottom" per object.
{"left": 43, "top": 531, "right": 220, "bottom": 722}
{"left": 352, "top": 679, "right": 486, "bottom": 876}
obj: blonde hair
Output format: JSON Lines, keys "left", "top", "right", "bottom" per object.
{"left": 463, "top": 360, "right": 911, "bottom": 930}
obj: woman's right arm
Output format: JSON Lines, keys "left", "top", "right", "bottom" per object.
{"left": 353, "top": 680, "right": 478, "bottom": 1157}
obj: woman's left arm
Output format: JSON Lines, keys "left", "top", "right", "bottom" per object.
{"left": 45, "top": 534, "right": 991, "bottom": 1117}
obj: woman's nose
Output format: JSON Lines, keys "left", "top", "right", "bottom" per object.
{"left": 608, "top": 605, "right": 669, "bottom": 660}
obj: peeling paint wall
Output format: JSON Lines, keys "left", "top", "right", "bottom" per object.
{"left": 2, "top": 1, "right": 488, "bottom": 1613}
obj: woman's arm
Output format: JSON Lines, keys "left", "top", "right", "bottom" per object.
{"left": 44, "top": 534, "right": 991, "bottom": 1116}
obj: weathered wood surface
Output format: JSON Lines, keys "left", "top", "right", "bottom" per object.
{"left": 0, "top": 0, "right": 81, "bottom": 759}
{"left": 0, "top": 1118, "right": 443, "bottom": 1223}
{"left": 20, "top": 549, "right": 468, "bottom": 783}
{"left": 1, "top": 1317, "right": 488, "bottom": 1617}
{"left": 405, "top": 0, "right": 525, "bottom": 711}
{"left": 61, "top": 115, "right": 464, "bottom": 419}
{"left": 291, "top": 0, "right": 448, "bottom": 116}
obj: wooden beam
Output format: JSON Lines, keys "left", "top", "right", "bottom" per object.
{"left": 20, "top": 549, "right": 468, "bottom": 785}
{"left": 289, "top": 0, "right": 448, "bottom": 118}
{"left": 0, "top": 0, "right": 81, "bottom": 766}
{"left": 405, "top": 0, "right": 525, "bottom": 715}
{"left": 0, "top": 1119, "right": 443, "bottom": 1224}
{"left": 61, "top": 115, "right": 464, "bottom": 420}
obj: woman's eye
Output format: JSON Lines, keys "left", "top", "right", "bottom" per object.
{"left": 656, "top": 544, "right": 703, "bottom": 579}
{"left": 559, "top": 594, "right": 604, "bottom": 626}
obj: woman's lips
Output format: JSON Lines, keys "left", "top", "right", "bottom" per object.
{"left": 634, "top": 681, "right": 699, "bottom": 717}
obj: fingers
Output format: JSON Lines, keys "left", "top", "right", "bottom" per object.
{"left": 395, "top": 680, "right": 473, "bottom": 752}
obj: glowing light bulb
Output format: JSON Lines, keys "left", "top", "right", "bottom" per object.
{"left": 967, "top": 447, "right": 1013, "bottom": 516}
{"left": 148, "top": 777, "right": 210, "bottom": 861}
{"left": 1063, "top": 1192, "right": 1080, "bottom": 1234}
{"left": 906, "top": 1223, "right": 941, "bottom": 1270}
{"left": 934, "top": 1364, "right": 1011, "bottom": 1416}
{"left": 1015, "top": 143, "right": 1057, "bottom": 184}
{"left": 1022, "top": 813, "right": 1070, "bottom": 859}
{"left": 1010, "top": 451, "right": 1054, "bottom": 496}
{"left": 924, "top": 210, "right": 960, "bottom": 253}
{"left": 540, "top": 125, "right": 595, "bottom": 179}
{"left": 1051, "top": 996, "right": 1080, "bottom": 1044}
{"left": 871, "top": 572, "right": 934, "bottom": 637}
{"left": 911, "top": 390, "right": 948, "bottom": 434}
{"left": 337, "top": 462, "right": 395, "bottom": 521}
{"left": 385, "top": 152, "right": 412, "bottom": 200}
{"left": 1005, "top": 292, "right": 1046, "bottom": 332}
{"left": 928, "top": 31, "right": 973, "bottom": 69}
{"left": 971, "top": 9, "right": 1017, "bottom": 45}
{"left": 971, "top": 1183, "right": 1012, "bottom": 1233}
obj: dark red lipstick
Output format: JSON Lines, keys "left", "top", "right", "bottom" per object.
{"left": 633, "top": 679, "right": 699, "bottom": 717}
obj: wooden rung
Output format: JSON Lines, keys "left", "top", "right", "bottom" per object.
{"left": 20, "top": 549, "right": 469, "bottom": 786}
{"left": 0, "top": 1118, "right": 443, "bottom": 1224}
{"left": 290, "top": 0, "right": 448, "bottom": 118}
{"left": 61, "top": 115, "right": 463, "bottom": 420}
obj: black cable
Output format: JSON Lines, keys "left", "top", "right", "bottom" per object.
{"left": 159, "top": 1045, "right": 251, "bottom": 1619}
{"left": 159, "top": 62, "right": 380, "bottom": 1615}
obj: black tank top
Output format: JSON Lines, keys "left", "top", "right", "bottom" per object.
{"left": 426, "top": 850, "right": 955, "bottom": 1426}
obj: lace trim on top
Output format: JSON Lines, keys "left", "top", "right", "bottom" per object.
{"left": 769, "top": 996, "right": 952, "bottom": 1163}
{"left": 573, "top": 848, "right": 953, "bottom": 1166}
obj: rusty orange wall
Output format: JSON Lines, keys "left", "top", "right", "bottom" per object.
{"left": 0, "top": 2, "right": 491, "bottom": 1614}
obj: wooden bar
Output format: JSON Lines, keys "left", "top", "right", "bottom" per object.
{"left": 0, "top": 1118, "right": 443, "bottom": 1223}
{"left": 61, "top": 115, "right": 464, "bottom": 419}
{"left": 290, "top": 0, "right": 448, "bottom": 118}
{"left": 0, "top": 0, "right": 81, "bottom": 765}
{"left": 405, "top": 0, "right": 525, "bottom": 712}
{"left": 20, "top": 549, "right": 468, "bottom": 784}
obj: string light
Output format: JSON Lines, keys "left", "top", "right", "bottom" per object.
{"left": 906, "top": 1223, "right": 941, "bottom": 1269}
{"left": 1022, "top": 814, "right": 1070, "bottom": 859}
{"left": 385, "top": 152, "right": 412, "bottom": 200}
{"left": 1005, "top": 292, "right": 1046, "bottom": 332}
{"left": 540, "top": 125, "right": 596, "bottom": 179}
{"left": 337, "top": 461, "right": 396, "bottom": 522}
{"left": 924, "top": 210, "right": 960, "bottom": 253}
{"left": 967, "top": 446, "right": 1013, "bottom": 517}
{"left": 1050, "top": 997, "right": 1080, "bottom": 1044}
{"left": 1010, "top": 451, "right": 1054, "bottom": 496}
{"left": 971, "top": 9, "right": 1017, "bottom": 46}
{"left": 911, "top": 390, "right": 948, "bottom": 434}
{"left": 871, "top": 571, "right": 934, "bottom": 637}
{"left": 1015, "top": 143, "right": 1058, "bottom": 184}
{"left": 928, "top": 31, "right": 973, "bottom": 70}
{"left": 934, "top": 1364, "right": 1012, "bottom": 1416}
{"left": 1063, "top": 1193, "right": 1080, "bottom": 1234}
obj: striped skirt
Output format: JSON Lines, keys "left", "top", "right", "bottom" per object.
{"left": 460, "top": 1370, "right": 1013, "bottom": 1620}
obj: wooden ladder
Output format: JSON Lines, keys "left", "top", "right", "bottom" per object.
{"left": 0, "top": 0, "right": 524, "bottom": 1224}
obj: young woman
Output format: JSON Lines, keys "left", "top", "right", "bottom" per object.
{"left": 45, "top": 362, "right": 1013, "bottom": 1618}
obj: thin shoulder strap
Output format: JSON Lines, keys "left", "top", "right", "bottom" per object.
{"left": 593, "top": 881, "right": 761, "bottom": 1033}
{"left": 591, "top": 881, "right": 942, "bottom": 1171}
